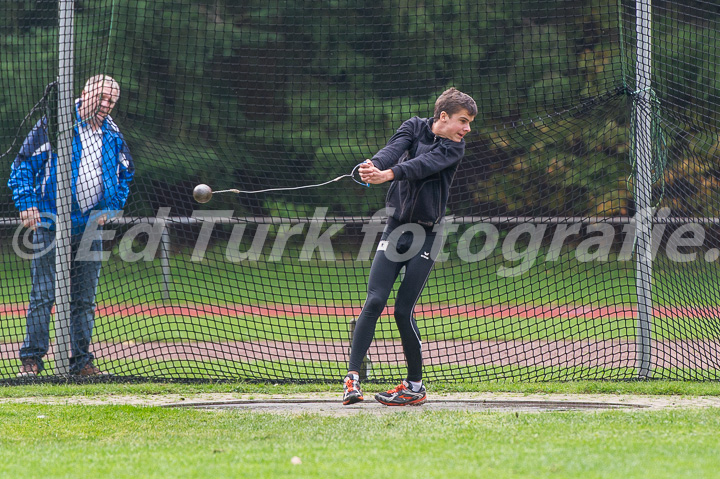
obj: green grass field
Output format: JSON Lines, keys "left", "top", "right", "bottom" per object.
{"left": 3, "top": 245, "right": 719, "bottom": 345}
{"left": 1, "top": 381, "right": 719, "bottom": 479}
{"left": 3, "top": 241, "right": 719, "bottom": 307}
{"left": 2, "top": 241, "right": 720, "bottom": 382}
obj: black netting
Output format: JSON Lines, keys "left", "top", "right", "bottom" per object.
{"left": 1, "top": 0, "right": 719, "bottom": 382}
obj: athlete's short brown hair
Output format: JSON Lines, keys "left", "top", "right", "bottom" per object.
{"left": 433, "top": 87, "right": 477, "bottom": 120}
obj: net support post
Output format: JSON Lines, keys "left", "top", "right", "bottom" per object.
{"left": 160, "top": 223, "right": 171, "bottom": 302}
{"left": 634, "top": 0, "right": 653, "bottom": 379}
{"left": 53, "top": 0, "right": 75, "bottom": 376}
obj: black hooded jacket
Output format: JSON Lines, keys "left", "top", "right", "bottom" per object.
{"left": 371, "top": 116, "right": 465, "bottom": 227}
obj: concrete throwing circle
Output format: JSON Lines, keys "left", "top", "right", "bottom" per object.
{"left": 166, "top": 398, "right": 648, "bottom": 415}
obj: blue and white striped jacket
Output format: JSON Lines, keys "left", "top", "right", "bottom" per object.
{"left": 8, "top": 100, "right": 134, "bottom": 234}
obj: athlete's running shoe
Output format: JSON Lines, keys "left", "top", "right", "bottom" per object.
{"left": 342, "top": 376, "right": 364, "bottom": 405}
{"left": 375, "top": 380, "right": 427, "bottom": 406}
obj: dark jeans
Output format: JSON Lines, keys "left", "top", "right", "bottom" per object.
{"left": 19, "top": 227, "right": 103, "bottom": 373}
{"left": 348, "top": 222, "right": 438, "bottom": 382}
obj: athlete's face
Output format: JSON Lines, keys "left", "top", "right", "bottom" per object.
{"left": 432, "top": 109, "right": 475, "bottom": 142}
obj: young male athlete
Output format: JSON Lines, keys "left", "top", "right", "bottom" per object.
{"left": 343, "top": 87, "right": 477, "bottom": 406}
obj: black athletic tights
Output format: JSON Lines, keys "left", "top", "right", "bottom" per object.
{"left": 348, "top": 221, "right": 438, "bottom": 382}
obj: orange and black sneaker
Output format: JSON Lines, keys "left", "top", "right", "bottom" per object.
{"left": 375, "top": 380, "right": 426, "bottom": 406}
{"left": 342, "top": 376, "right": 364, "bottom": 405}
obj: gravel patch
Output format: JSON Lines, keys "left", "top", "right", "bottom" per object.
{"left": 2, "top": 392, "right": 720, "bottom": 415}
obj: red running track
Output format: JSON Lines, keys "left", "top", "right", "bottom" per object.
{"left": 2, "top": 302, "right": 720, "bottom": 373}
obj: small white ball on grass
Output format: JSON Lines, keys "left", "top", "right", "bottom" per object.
{"left": 193, "top": 184, "right": 213, "bottom": 203}
{"left": 290, "top": 456, "right": 302, "bottom": 465}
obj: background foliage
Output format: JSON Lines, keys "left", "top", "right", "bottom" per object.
{"left": 0, "top": 0, "right": 641, "bottom": 219}
{"left": 1, "top": 1, "right": 719, "bottom": 222}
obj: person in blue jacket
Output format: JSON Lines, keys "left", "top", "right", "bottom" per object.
{"left": 8, "top": 75, "right": 134, "bottom": 377}
{"left": 343, "top": 87, "right": 477, "bottom": 406}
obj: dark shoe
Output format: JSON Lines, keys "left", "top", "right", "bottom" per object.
{"left": 342, "top": 376, "right": 364, "bottom": 405}
{"left": 17, "top": 359, "right": 39, "bottom": 378}
{"left": 76, "top": 362, "right": 109, "bottom": 377}
{"left": 375, "top": 380, "right": 426, "bottom": 406}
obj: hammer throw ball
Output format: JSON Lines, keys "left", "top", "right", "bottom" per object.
{"left": 193, "top": 184, "right": 213, "bottom": 203}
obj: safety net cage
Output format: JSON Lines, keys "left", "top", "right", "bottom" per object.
{"left": 1, "top": 0, "right": 720, "bottom": 382}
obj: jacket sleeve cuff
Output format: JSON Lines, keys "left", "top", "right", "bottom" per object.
{"left": 16, "top": 196, "right": 37, "bottom": 212}
{"left": 390, "top": 165, "right": 405, "bottom": 181}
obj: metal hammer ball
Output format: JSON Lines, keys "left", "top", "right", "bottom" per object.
{"left": 193, "top": 184, "right": 213, "bottom": 203}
